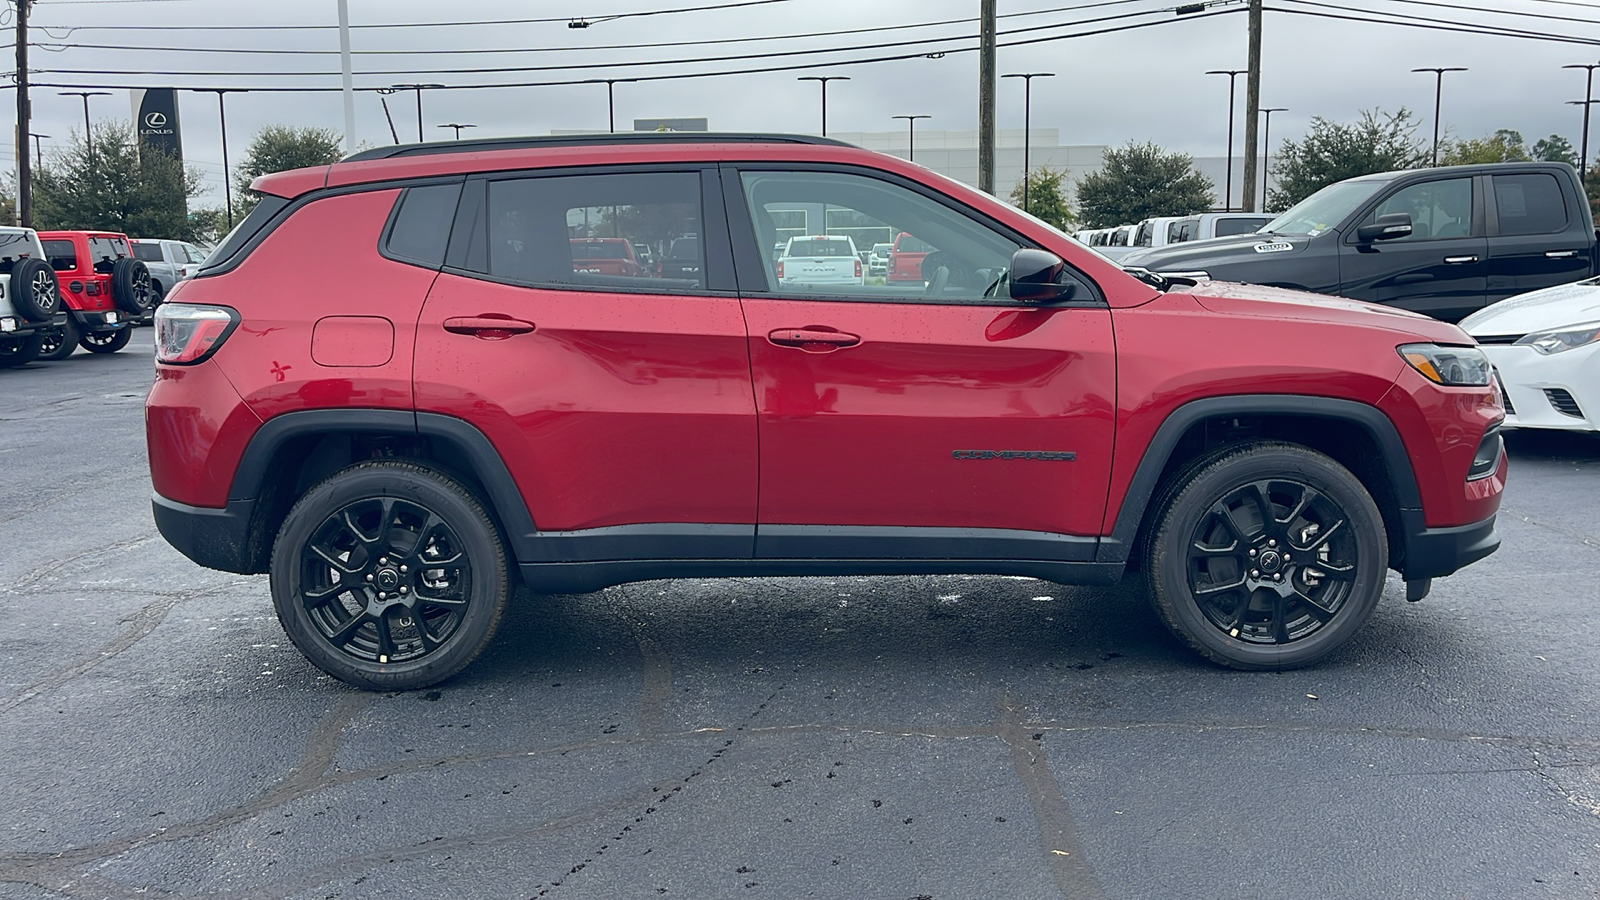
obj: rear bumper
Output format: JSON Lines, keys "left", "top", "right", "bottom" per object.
{"left": 0, "top": 311, "right": 67, "bottom": 336}
{"left": 70, "top": 308, "right": 129, "bottom": 333}
{"left": 152, "top": 493, "right": 259, "bottom": 574}
{"left": 1400, "top": 509, "right": 1500, "bottom": 580}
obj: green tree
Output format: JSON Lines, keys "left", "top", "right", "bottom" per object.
{"left": 234, "top": 125, "right": 344, "bottom": 215}
{"left": 33, "top": 121, "right": 209, "bottom": 240}
{"left": 1531, "top": 134, "right": 1578, "bottom": 167}
{"left": 1075, "top": 142, "right": 1213, "bottom": 228}
{"left": 1267, "top": 108, "right": 1427, "bottom": 210}
{"left": 1441, "top": 129, "right": 1531, "bottom": 165}
{"left": 1008, "top": 166, "right": 1076, "bottom": 232}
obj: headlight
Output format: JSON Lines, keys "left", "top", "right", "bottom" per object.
{"left": 1398, "top": 343, "right": 1492, "bottom": 386}
{"left": 1513, "top": 321, "right": 1600, "bottom": 355}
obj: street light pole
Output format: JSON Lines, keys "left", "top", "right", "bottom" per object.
{"left": 28, "top": 133, "right": 46, "bottom": 172}
{"left": 797, "top": 76, "right": 850, "bottom": 137}
{"left": 1003, "top": 72, "right": 1055, "bottom": 212}
{"left": 1412, "top": 67, "right": 1468, "bottom": 166}
{"left": 891, "top": 114, "right": 931, "bottom": 162}
{"left": 595, "top": 79, "right": 636, "bottom": 133}
{"left": 1206, "top": 70, "right": 1245, "bottom": 211}
{"left": 59, "top": 90, "right": 110, "bottom": 155}
{"left": 1258, "top": 107, "right": 1287, "bottom": 210}
{"left": 391, "top": 83, "right": 444, "bottom": 143}
{"left": 1563, "top": 63, "right": 1600, "bottom": 180}
{"left": 194, "top": 88, "right": 246, "bottom": 230}
{"left": 438, "top": 123, "right": 476, "bottom": 141}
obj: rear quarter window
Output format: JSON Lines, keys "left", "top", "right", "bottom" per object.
{"left": 43, "top": 239, "right": 77, "bottom": 272}
{"left": 384, "top": 182, "right": 464, "bottom": 268}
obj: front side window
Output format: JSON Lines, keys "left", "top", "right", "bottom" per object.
{"left": 739, "top": 170, "right": 1021, "bottom": 302}
{"left": 481, "top": 171, "right": 704, "bottom": 291}
{"left": 1493, "top": 173, "right": 1567, "bottom": 236}
{"left": 1363, "top": 178, "right": 1474, "bottom": 241}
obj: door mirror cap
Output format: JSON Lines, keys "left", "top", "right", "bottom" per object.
{"left": 1008, "top": 248, "right": 1078, "bottom": 303}
{"left": 1356, "top": 212, "right": 1413, "bottom": 243}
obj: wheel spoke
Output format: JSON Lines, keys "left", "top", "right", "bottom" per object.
{"left": 413, "top": 616, "right": 439, "bottom": 652}
{"left": 327, "top": 612, "right": 370, "bottom": 647}
{"left": 308, "top": 543, "right": 361, "bottom": 575}
{"left": 1291, "top": 518, "right": 1345, "bottom": 553}
{"left": 303, "top": 581, "right": 349, "bottom": 603}
{"left": 1215, "top": 504, "right": 1254, "bottom": 543}
{"left": 1293, "top": 587, "right": 1337, "bottom": 623}
{"left": 375, "top": 611, "right": 396, "bottom": 660}
{"left": 1280, "top": 485, "right": 1320, "bottom": 528}
{"left": 1271, "top": 593, "right": 1290, "bottom": 644}
{"left": 1191, "top": 539, "right": 1239, "bottom": 557}
{"left": 1304, "top": 560, "right": 1356, "bottom": 581}
{"left": 1194, "top": 575, "right": 1248, "bottom": 597}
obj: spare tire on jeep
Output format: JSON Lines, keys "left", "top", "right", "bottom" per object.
{"left": 10, "top": 257, "right": 61, "bottom": 322}
{"left": 110, "top": 257, "right": 155, "bottom": 315}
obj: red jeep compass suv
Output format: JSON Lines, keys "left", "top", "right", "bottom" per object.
{"left": 147, "top": 134, "right": 1505, "bottom": 690}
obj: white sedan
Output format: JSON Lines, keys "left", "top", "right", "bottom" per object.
{"left": 1460, "top": 277, "right": 1600, "bottom": 432}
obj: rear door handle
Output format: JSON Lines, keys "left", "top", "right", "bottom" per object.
{"left": 1443, "top": 255, "right": 1479, "bottom": 264}
{"left": 768, "top": 328, "right": 861, "bottom": 349}
{"left": 1545, "top": 250, "right": 1579, "bottom": 258}
{"left": 443, "top": 315, "right": 537, "bottom": 338}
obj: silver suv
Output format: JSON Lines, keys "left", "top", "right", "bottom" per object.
{"left": 0, "top": 228, "right": 64, "bottom": 368}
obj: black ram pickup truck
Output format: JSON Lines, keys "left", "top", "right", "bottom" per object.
{"left": 1120, "top": 162, "right": 1599, "bottom": 322}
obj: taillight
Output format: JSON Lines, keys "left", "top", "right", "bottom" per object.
{"left": 854, "top": 259, "right": 862, "bottom": 278}
{"left": 155, "top": 303, "right": 238, "bottom": 365}
{"left": 775, "top": 261, "right": 784, "bottom": 278}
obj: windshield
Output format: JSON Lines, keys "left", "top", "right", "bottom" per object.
{"left": 1261, "top": 179, "right": 1389, "bottom": 236}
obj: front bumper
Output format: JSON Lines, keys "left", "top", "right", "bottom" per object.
{"left": 70, "top": 308, "right": 130, "bottom": 333}
{"left": 1481, "top": 342, "right": 1599, "bottom": 432}
{"left": 152, "top": 493, "right": 260, "bottom": 574}
{"left": 1399, "top": 509, "right": 1500, "bottom": 580}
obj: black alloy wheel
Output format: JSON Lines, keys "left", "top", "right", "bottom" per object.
{"left": 1147, "top": 443, "right": 1387, "bottom": 670}
{"left": 37, "top": 317, "right": 80, "bottom": 361}
{"left": 270, "top": 461, "right": 510, "bottom": 690}
{"left": 78, "top": 327, "right": 132, "bottom": 354}
{"left": 0, "top": 333, "right": 46, "bottom": 368}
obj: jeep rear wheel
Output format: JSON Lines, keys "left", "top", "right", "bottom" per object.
{"left": 1146, "top": 442, "right": 1387, "bottom": 670}
{"left": 270, "top": 461, "right": 511, "bottom": 691}
{"left": 0, "top": 332, "right": 45, "bottom": 368}
{"left": 79, "top": 327, "right": 132, "bottom": 354}
{"left": 38, "top": 317, "right": 79, "bottom": 361}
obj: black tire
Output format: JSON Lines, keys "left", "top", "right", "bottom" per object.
{"left": 10, "top": 258, "right": 61, "bottom": 322}
{"left": 78, "top": 327, "right": 133, "bottom": 354}
{"left": 269, "top": 461, "right": 512, "bottom": 691}
{"left": 37, "top": 317, "right": 80, "bottom": 361}
{"left": 0, "top": 332, "right": 45, "bottom": 368}
{"left": 110, "top": 257, "right": 155, "bottom": 315}
{"left": 1145, "top": 442, "right": 1388, "bottom": 671}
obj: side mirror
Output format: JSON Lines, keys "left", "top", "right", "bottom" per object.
{"left": 1008, "top": 248, "right": 1078, "bottom": 303}
{"left": 1356, "top": 212, "right": 1413, "bottom": 243}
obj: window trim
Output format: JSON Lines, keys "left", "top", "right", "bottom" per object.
{"left": 440, "top": 164, "right": 737, "bottom": 298}
{"left": 719, "top": 162, "right": 1106, "bottom": 308}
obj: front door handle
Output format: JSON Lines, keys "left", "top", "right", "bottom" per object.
{"left": 443, "top": 315, "right": 537, "bottom": 338}
{"left": 1546, "top": 250, "right": 1579, "bottom": 258}
{"left": 768, "top": 328, "right": 861, "bottom": 350}
{"left": 1443, "top": 255, "right": 1479, "bottom": 264}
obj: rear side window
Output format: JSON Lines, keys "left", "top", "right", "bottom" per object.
{"left": 43, "top": 239, "right": 76, "bottom": 272}
{"left": 1214, "top": 217, "right": 1270, "bottom": 237}
{"left": 1494, "top": 173, "right": 1568, "bottom": 236}
{"left": 0, "top": 232, "right": 36, "bottom": 273}
{"left": 480, "top": 171, "right": 705, "bottom": 292}
{"left": 132, "top": 242, "right": 164, "bottom": 262}
{"left": 384, "top": 182, "right": 463, "bottom": 268}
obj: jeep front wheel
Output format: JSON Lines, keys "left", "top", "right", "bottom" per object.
{"left": 1146, "top": 443, "right": 1387, "bottom": 670}
{"left": 270, "top": 461, "right": 511, "bottom": 691}
{"left": 79, "top": 328, "right": 132, "bottom": 354}
{"left": 38, "top": 317, "right": 80, "bottom": 361}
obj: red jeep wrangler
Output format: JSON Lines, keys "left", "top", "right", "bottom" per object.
{"left": 147, "top": 133, "right": 1505, "bottom": 690}
{"left": 38, "top": 231, "right": 153, "bottom": 358}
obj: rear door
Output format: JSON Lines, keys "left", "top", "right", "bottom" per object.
{"left": 1483, "top": 169, "right": 1592, "bottom": 302}
{"left": 726, "top": 165, "right": 1116, "bottom": 561}
{"left": 413, "top": 166, "right": 758, "bottom": 557}
{"left": 1338, "top": 175, "right": 1487, "bottom": 320}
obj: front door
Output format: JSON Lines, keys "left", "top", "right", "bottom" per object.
{"left": 726, "top": 167, "right": 1116, "bottom": 560}
{"left": 413, "top": 168, "right": 757, "bottom": 559}
{"left": 1340, "top": 175, "right": 1487, "bottom": 321}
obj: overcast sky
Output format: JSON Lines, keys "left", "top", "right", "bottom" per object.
{"left": 13, "top": 0, "right": 1600, "bottom": 207}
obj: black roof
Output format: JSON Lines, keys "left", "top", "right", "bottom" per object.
{"left": 343, "top": 132, "right": 854, "bottom": 163}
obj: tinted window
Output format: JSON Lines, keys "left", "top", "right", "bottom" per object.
{"left": 1366, "top": 178, "right": 1473, "bottom": 241}
{"left": 200, "top": 194, "right": 290, "bottom": 274}
{"left": 43, "top": 239, "right": 76, "bottom": 271}
{"left": 740, "top": 169, "right": 1021, "bottom": 302}
{"left": 385, "top": 182, "right": 463, "bottom": 267}
{"left": 87, "top": 236, "right": 126, "bottom": 274}
{"left": 132, "top": 242, "right": 165, "bottom": 262}
{"left": 0, "top": 232, "right": 37, "bottom": 273}
{"left": 1214, "top": 217, "right": 1271, "bottom": 237}
{"left": 1494, "top": 173, "right": 1568, "bottom": 236}
{"left": 484, "top": 171, "right": 704, "bottom": 291}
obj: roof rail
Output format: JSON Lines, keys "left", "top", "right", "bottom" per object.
{"left": 343, "top": 132, "right": 854, "bottom": 163}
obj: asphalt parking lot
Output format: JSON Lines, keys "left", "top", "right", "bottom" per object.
{"left": 2, "top": 331, "right": 1598, "bottom": 900}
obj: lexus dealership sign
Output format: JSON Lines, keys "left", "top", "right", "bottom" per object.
{"left": 130, "top": 88, "right": 183, "bottom": 161}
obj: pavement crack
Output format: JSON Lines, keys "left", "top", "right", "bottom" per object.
{"left": 8, "top": 534, "right": 160, "bottom": 592}
{"left": 635, "top": 632, "right": 673, "bottom": 737}
{"left": 995, "top": 695, "right": 1104, "bottom": 900}
{"left": 1502, "top": 509, "right": 1600, "bottom": 553}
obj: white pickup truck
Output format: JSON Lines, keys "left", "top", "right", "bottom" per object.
{"left": 776, "top": 235, "right": 863, "bottom": 286}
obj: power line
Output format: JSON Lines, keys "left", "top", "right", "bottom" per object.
{"left": 26, "top": 0, "right": 1161, "bottom": 56}
{"left": 20, "top": 8, "right": 1242, "bottom": 93}
{"left": 1366, "top": 0, "right": 1600, "bottom": 27}
{"left": 1274, "top": 1, "right": 1600, "bottom": 45}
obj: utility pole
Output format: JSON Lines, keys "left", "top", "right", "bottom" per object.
{"left": 15, "top": 0, "right": 32, "bottom": 226}
{"left": 1239, "top": 0, "right": 1263, "bottom": 212}
{"left": 337, "top": 0, "right": 355, "bottom": 154}
{"left": 978, "top": 0, "right": 996, "bottom": 194}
